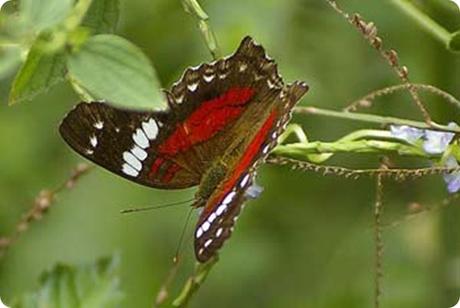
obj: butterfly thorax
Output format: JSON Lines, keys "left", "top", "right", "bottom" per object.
{"left": 194, "top": 160, "right": 228, "bottom": 208}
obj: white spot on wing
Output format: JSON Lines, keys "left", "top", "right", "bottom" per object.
{"left": 93, "top": 121, "right": 104, "bottom": 129}
{"left": 204, "top": 239, "right": 212, "bottom": 248}
{"left": 133, "top": 129, "right": 149, "bottom": 149}
{"left": 89, "top": 135, "right": 98, "bottom": 148}
{"left": 203, "top": 74, "right": 215, "bottom": 82}
{"left": 123, "top": 151, "right": 142, "bottom": 171}
{"left": 216, "top": 228, "right": 223, "bottom": 237}
{"left": 187, "top": 82, "right": 198, "bottom": 92}
{"left": 201, "top": 221, "right": 210, "bottom": 232}
{"left": 239, "top": 63, "right": 247, "bottom": 72}
{"left": 142, "top": 118, "right": 158, "bottom": 140}
{"left": 86, "top": 149, "right": 94, "bottom": 155}
{"left": 262, "top": 145, "right": 270, "bottom": 154}
{"left": 131, "top": 145, "right": 147, "bottom": 161}
{"left": 196, "top": 228, "right": 203, "bottom": 239}
{"left": 216, "top": 204, "right": 226, "bottom": 216}
{"left": 122, "top": 163, "right": 139, "bottom": 177}
{"left": 240, "top": 174, "right": 250, "bottom": 188}
{"left": 208, "top": 213, "right": 216, "bottom": 223}
{"left": 222, "top": 191, "right": 236, "bottom": 205}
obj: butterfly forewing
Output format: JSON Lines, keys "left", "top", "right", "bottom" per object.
{"left": 59, "top": 102, "right": 201, "bottom": 188}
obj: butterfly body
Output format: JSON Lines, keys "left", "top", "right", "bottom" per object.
{"left": 60, "top": 36, "right": 308, "bottom": 262}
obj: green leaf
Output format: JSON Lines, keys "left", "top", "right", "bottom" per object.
{"left": 20, "top": 0, "right": 73, "bottom": 33}
{"left": 8, "top": 40, "right": 66, "bottom": 105}
{"left": 67, "top": 34, "right": 165, "bottom": 110}
{"left": 14, "top": 256, "right": 123, "bottom": 308}
{"left": 82, "top": 0, "right": 120, "bottom": 34}
{"left": 448, "top": 30, "right": 460, "bottom": 53}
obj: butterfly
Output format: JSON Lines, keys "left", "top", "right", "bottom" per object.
{"left": 59, "top": 36, "right": 308, "bottom": 262}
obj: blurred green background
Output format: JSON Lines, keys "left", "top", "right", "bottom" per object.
{"left": 1, "top": 0, "right": 460, "bottom": 307}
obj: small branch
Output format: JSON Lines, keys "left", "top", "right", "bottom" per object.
{"left": 383, "top": 194, "right": 460, "bottom": 228}
{"left": 267, "top": 156, "right": 460, "bottom": 181}
{"left": 343, "top": 83, "right": 460, "bottom": 112}
{"left": 0, "top": 163, "right": 93, "bottom": 258}
{"left": 374, "top": 170, "right": 385, "bottom": 308}
{"left": 181, "top": 0, "right": 221, "bottom": 60}
{"left": 296, "top": 106, "right": 460, "bottom": 134}
{"left": 324, "top": 0, "right": 432, "bottom": 124}
{"left": 172, "top": 257, "right": 218, "bottom": 307}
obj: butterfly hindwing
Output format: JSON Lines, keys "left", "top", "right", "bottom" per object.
{"left": 194, "top": 82, "right": 309, "bottom": 262}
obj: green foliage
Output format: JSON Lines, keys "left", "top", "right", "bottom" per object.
{"left": 449, "top": 30, "right": 460, "bottom": 53}
{"left": 13, "top": 256, "right": 123, "bottom": 308}
{"left": 82, "top": 0, "right": 120, "bottom": 34}
{"left": 8, "top": 43, "right": 66, "bottom": 105}
{"left": 20, "top": 0, "right": 73, "bottom": 33}
{"left": 2, "top": 0, "right": 163, "bottom": 109}
{"left": 67, "top": 34, "right": 165, "bottom": 109}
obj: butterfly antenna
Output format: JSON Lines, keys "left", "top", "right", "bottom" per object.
{"left": 175, "top": 207, "right": 194, "bottom": 260}
{"left": 154, "top": 207, "right": 195, "bottom": 306}
{"left": 120, "top": 198, "right": 195, "bottom": 214}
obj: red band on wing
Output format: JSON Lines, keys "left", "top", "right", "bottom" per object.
{"left": 149, "top": 157, "right": 165, "bottom": 178}
{"left": 159, "top": 87, "right": 255, "bottom": 155}
{"left": 201, "top": 109, "right": 277, "bottom": 218}
{"left": 162, "top": 163, "right": 182, "bottom": 183}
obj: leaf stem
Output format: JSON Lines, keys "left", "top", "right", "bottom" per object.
{"left": 273, "top": 140, "right": 428, "bottom": 160}
{"left": 181, "top": 0, "right": 221, "bottom": 59}
{"left": 295, "top": 106, "right": 460, "bottom": 133}
{"left": 388, "top": 0, "right": 451, "bottom": 46}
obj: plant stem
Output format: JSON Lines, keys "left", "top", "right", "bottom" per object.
{"left": 181, "top": 0, "right": 221, "bottom": 59}
{"left": 389, "top": 0, "right": 451, "bottom": 46}
{"left": 273, "top": 140, "right": 428, "bottom": 160}
{"left": 172, "top": 257, "right": 218, "bottom": 307}
{"left": 296, "top": 106, "right": 460, "bottom": 133}
{"left": 63, "top": 0, "right": 93, "bottom": 32}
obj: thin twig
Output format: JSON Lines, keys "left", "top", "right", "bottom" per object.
{"left": 383, "top": 194, "right": 460, "bottom": 229}
{"left": 267, "top": 156, "right": 460, "bottom": 181}
{"left": 295, "top": 106, "right": 460, "bottom": 133}
{"left": 0, "top": 163, "right": 93, "bottom": 258}
{"left": 374, "top": 170, "right": 385, "bottom": 308}
{"left": 343, "top": 84, "right": 460, "bottom": 112}
{"left": 324, "top": 0, "right": 432, "bottom": 124}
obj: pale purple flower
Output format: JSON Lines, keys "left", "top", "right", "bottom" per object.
{"left": 390, "top": 125, "right": 424, "bottom": 144}
{"left": 443, "top": 156, "right": 460, "bottom": 194}
{"left": 390, "top": 123, "right": 458, "bottom": 154}
{"left": 423, "top": 129, "right": 455, "bottom": 154}
{"left": 245, "top": 183, "right": 264, "bottom": 199}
